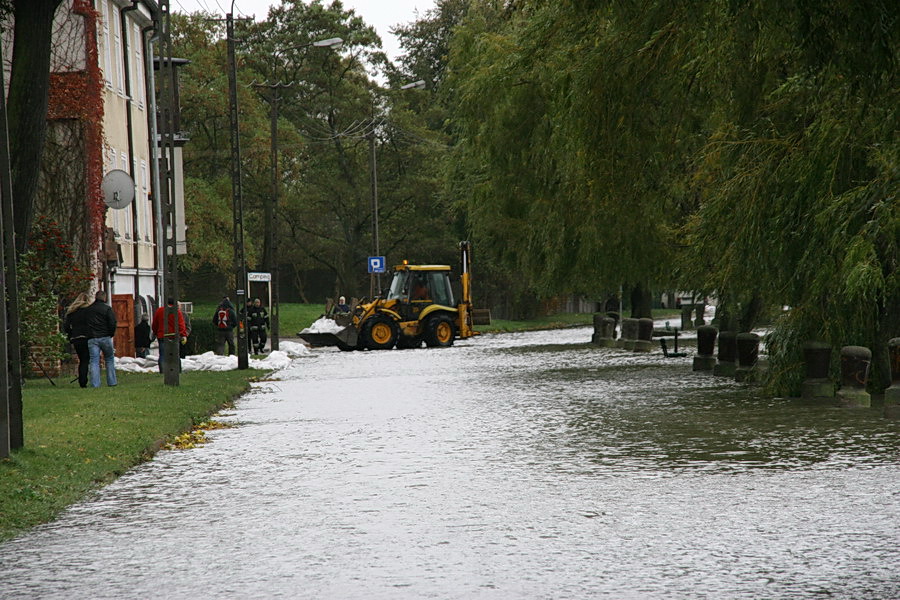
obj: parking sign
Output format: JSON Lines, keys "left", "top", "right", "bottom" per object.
{"left": 368, "top": 256, "right": 386, "bottom": 273}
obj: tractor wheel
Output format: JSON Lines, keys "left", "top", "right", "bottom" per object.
{"left": 423, "top": 314, "right": 455, "bottom": 348}
{"left": 362, "top": 314, "right": 399, "bottom": 350}
{"left": 397, "top": 335, "right": 423, "bottom": 349}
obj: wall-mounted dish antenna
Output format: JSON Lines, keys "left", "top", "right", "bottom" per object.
{"left": 102, "top": 169, "right": 135, "bottom": 210}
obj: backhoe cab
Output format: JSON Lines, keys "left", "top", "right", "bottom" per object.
{"left": 300, "top": 241, "right": 490, "bottom": 351}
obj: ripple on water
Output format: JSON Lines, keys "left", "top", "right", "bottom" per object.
{"left": 0, "top": 327, "right": 898, "bottom": 599}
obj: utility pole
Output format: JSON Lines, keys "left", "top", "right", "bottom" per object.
{"left": 157, "top": 0, "right": 181, "bottom": 384}
{"left": 369, "top": 123, "right": 380, "bottom": 297}
{"left": 252, "top": 38, "right": 341, "bottom": 347}
{"left": 266, "top": 85, "right": 280, "bottom": 350}
{"left": 227, "top": 9, "right": 248, "bottom": 369}
{"left": 249, "top": 82, "right": 286, "bottom": 352}
{"left": 0, "top": 35, "right": 16, "bottom": 455}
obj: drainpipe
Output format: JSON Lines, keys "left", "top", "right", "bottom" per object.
{"left": 142, "top": 8, "right": 164, "bottom": 306}
{"left": 121, "top": 2, "right": 139, "bottom": 303}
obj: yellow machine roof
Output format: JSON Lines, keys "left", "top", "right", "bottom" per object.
{"left": 393, "top": 264, "right": 451, "bottom": 271}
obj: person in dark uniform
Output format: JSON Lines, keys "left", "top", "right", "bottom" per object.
{"left": 247, "top": 297, "right": 270, "bottom": 354}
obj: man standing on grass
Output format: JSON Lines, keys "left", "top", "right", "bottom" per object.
{"left": 85, "top": 290, "right": 117, "bottom": 387}
{"left": 152, "top": 298, "right": 187, "bottom": 373}
{"left": 212, "top": 297, "right": 237, "bottom": 355}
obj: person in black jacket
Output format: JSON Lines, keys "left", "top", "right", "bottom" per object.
{"left": 247, "top": 298, "right": 269, "bottom": 354}
{"left": 212, "top": 297, "right": 237, "bottom": 355}
{"left": 134, "top": 313, "right": 153, "bottom": 358}
{"left": 85, "top": 290, "right": 117, "bottom": 387}
{"left": 64, "top": 292, "right": 93, "bottom": 388}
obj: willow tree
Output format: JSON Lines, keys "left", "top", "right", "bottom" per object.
{"left": 683, "top": 1, "right": 899, "bottom": 394}
{"left": 444, "top": 1, "right": 706, "bottom": 315}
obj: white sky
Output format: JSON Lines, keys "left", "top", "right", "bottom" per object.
{"left": 169, "top": 0, "right": 434, "bottom": 62}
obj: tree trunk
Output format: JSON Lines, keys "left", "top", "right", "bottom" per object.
{"left": 629, "top": 282, "right": 652, "bottom": 319}
{"left": 8, "top": 0, "right": 63, "bottom": 253}
{"left": 738, "top": 293, "right": 764, "bottom": 333}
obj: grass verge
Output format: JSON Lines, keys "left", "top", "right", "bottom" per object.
{"left": 0, "top": 369, "right": 265, "bottom": 542}
{"left": 191, "top": 302, "right": 326, "bottom": 339}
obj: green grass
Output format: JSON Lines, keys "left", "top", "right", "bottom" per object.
{"left": 0, "top": 369, "right": 265, "bottom": 542}
{"left": 191, "top": 302, "right": 326, "bottom": 338}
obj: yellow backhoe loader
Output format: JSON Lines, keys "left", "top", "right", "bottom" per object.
{"left": 299, "top": 241, "right": 490, "bottom": 350}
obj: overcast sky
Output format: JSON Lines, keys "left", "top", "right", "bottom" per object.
{"left": 169, "top": 0, "right": 433, "bottom": 62}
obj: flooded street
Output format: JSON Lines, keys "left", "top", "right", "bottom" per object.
{"left": 2, "top": 327, "right": 898, "bottom": 599}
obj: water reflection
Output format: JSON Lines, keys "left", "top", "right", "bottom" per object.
{"left": 0, "top": 327, "right": 897, "bottom": 599}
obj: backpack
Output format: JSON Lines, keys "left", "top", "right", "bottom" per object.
{"left": 217, "top": 308, "right": 229, "bottom": 329}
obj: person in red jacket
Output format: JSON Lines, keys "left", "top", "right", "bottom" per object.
{"left": 152, "top": 298, "right": 187, "bottom": 373}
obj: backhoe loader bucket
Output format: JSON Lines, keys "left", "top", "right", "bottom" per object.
{"left": 298, "top": 325, "right": 358, "bottom": 350}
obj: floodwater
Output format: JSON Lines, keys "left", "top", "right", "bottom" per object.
{"left": 1, "top": 327, "right": 898, "bottom": 599}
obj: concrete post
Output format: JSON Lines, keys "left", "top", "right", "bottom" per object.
{"left": 800, "top": 341, "right": 834, "bottom": 400}
{"left": 620, "top": 318, "right": 638, "bottom": 350}
{"left": 713, "top": 331, "right": 736, "bottom": 377}
{"left": 835, "top": 346, "right": 871, "bottom": 408}
{"left": 884, "top": 338, "right": 900, "bottom": 418}
{"left": 593, "top": 317, "right": 617, "bottom": 348}
{"left": 734, "top": 332, "right": 760, "bottom": 382}
{"left": 634, "top": 318, "right": 653, "bottom": 352}
{"left": 693, "top": 326, "right": 717, "bottom": 371}
{"left": 590, "top": 313, "right": 604, "bottom": 345}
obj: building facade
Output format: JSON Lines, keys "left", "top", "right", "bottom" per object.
{"left": 38, "top": 0, "right": 186, "bottom": 323}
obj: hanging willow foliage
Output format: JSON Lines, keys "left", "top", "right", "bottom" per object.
{"left": 445, "top": 0, "right": 898, "bottom": 393}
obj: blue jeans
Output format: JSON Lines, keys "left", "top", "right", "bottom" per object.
{"left": 88, "top": 336, "right": 117, "bottom": 387}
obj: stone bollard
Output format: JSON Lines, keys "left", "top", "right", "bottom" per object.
{"left": 835, "top": 346, "right": 871, "bottom": 408}
{"left": 692, "top": 326, "right": 717, "bottom": 371}
{"left": 620, "top": 318, "right": 638, "bottom": 350}
{"left": 591, "top": 313, "right": 605, "bottom": 345}
{"left": 634, "top": 318, "right": 654, "bottom": 352}
{"left": 593, "top": 316, "right": 617, "bottom": 348}
{"left": 680, "top": 305, "right": 694, "bottom": 330}
{"left": 885, "top": 338, "right": 900, "bottom": 418}
{"left": 734, "top": 332, "right": 760, "bottom": 382}
{"left": 800, "top": 342, "right": 834, "bottom": 400}
{"left": 713, "top": 331, "right": 736, "bottom": 377}
{"left": 602, "top": 317, "right": 618, "bottom": 347}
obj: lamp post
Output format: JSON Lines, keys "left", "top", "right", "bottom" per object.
{"left": 368, "top": 80, "right": 428, "bottom": 298}
{"left": 253, "top": 37, "right": 342, "bottom": 351}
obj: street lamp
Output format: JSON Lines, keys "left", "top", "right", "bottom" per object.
{"left": 254, "top": 37, "right": 342, "bottom": 350}
{"left": 400, "top": 79, "right": 426, "bottom": 90}
{"left": 368, "top": 80, "right": 428, "bottom": 297}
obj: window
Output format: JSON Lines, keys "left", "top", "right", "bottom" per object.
{"left": 112, "top": 4, "right": 124, "bottom": 95}
{"left": 120, "top": 152, "right": 132, "bottom": 239}
{"left": 141, "top": 160, "right": 151, "bottom": 241}
{"left": 133, "top": 157, "right": 142, "bottom": 239}
{"left": 133, "top": 23, "right": 146, "bottom": 109}
{"left": 101, "top": 1, "right": 112, "bottom": 88}
{"left": 426, "top": 272, "right": 454, "bottom": 306}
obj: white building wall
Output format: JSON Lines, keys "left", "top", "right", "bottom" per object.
{"left": 97, "top": 0, "right": 159, "bottom": 309}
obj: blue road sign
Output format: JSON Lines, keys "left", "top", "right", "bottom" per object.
{"left": 368, "top": 256, "right": 386, "bottom": 273}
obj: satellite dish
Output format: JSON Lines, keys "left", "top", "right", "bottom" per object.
{"left": 102, "top": 169, "right": 135, "bottom": 210}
